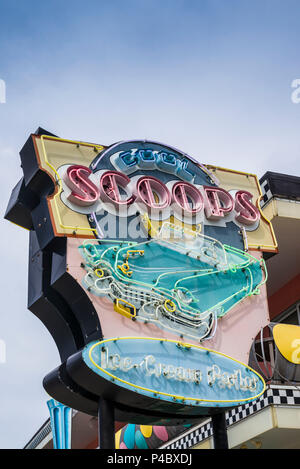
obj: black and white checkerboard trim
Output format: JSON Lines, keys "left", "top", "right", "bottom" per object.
{"left": 260, "top": 179, "right": 273, "bottom": 207}
{"left": 163, "top": 386, "right": 300, "bottom": 449}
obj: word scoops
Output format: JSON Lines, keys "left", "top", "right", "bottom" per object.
{"left": 61, "top": 164, "right": 261, "bottom": 227}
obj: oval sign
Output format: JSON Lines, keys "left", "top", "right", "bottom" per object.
{"left": 82, "top": 337, "right": 265, "bottom": 408}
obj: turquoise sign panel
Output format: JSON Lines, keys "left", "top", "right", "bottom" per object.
{"left": 82, "top": 337, "right": 265, "bottom": 408}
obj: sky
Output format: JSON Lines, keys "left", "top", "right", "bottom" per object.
{"left": 0, "top": 0, "right": 300, "bottom": 449}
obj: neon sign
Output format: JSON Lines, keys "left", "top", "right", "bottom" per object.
{"left": 80, "top": 225, "right": 266, "bottom": 342}
{"left": 61, "top": 164, "right": 260, "bottom": 228}
{"left": 112, "top": 148, "right": 195, "bottom": 181}
{"left": 83, "top": 337, "right": 265, "bottom": 408}
{"left": 100, "top": 348, "right": 259, "bottom": 391}
{"left": 5, "top": 130, "right": 272, "bottom": 423}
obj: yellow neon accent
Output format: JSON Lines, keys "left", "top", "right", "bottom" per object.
{"left": 141, "top": 214, "right": 158, "bottom": 237}
{"left": 164, "top": 299, "right": 176, "bottom": 313}
{"left": 117, "top": 249, "right": 144, "bottom": 277}
{"left": 95, "top": 268, "right": 104, "bottom": 278}
{"left": 126, "top": 250, "right": 144, "bottom": 258}
{"left": 39, "top": 135, "right": 104, "bottom": 236}
{"left": 88, "top": 337, "right": 266, "bottom": 404}
{"left": 273, "top": 324, "right": 300, "bottom": 364}
{"left": 143, "top": 214, "right": 202, "bottom": 241}
{"left": 177, "top": 342, "right": 192, "bottom": 349}
{"left": 117, "top": 262, "right": 133, "bottom": 277}
{"left": 113, "top": 299, "right": 136, "bottom": 319}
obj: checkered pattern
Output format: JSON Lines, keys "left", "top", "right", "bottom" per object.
{"left": 260, "top": 179, "right": 273, "bottom": 207}
{"left": 162, "top": 386, "right": 300, "bottom": 449}
{"left": 167, "top": 422, "right": 213, "bottom": 450}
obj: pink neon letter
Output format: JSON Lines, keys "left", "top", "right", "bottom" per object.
{"left": 172, "top": 181, "right": 203, "bottom": 214}
{"left": 100, "top": 171, "right": 135, "bottom": 206}
{"left": 235, "top": 190, "right": 260, "bottom": 226}
{"left": 63, "top": 165, "right": 100, "bottom": 206}
{"left": 136, "top": 176, "right": 171, "bottom": 210}
{"left": 203, "top": 186, "right": 234, "bottom": 220}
